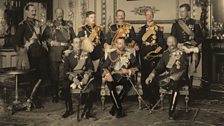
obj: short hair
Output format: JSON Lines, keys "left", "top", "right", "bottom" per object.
{"left": 116, "top": 37, "right": 125, "bottom": 42}
{"left": 180, "top": 4, "right": 191, "bottom": 11}
{"left": 86, "top": 11, "right": 96, "bottom": 17}
{"left": 145, "top": 7, "right": 154, "bottom": 16}
{"left": 25, "top": 3, "right": 35, "bottom": 11}
{"left": 116, "top": 9, "right": 125, "bottom": 16}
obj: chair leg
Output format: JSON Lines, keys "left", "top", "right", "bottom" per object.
{"left": 101, "top": 95, "right": 105, "bottom": 110}
{"left": 185, "top": 95, "right": 189, "bottom": 112}
{"left": 160, "top": 93, "right": 164, "bottom": 111}
{"left": 138, "top": 96, "right": 142, "bottom": 110}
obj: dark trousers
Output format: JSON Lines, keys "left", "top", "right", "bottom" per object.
{"left": 167, "top": 79, "right": 188, "bottom": 116}
{"left": 140, "top": 56, "right": 160, "bottom": 105}
{"left": 63, "top": 87, "right": 73, "bottom": 112}
{"left": 63, "top": 86, "right": 95, "bottom": 113}
{"left": 49, "top": 61, "right": 61, "bottom": 98}
{"left": 28, "top": 50, "right": 48, "bottom": 99}
{"left": 106, "top": 77, "right": 132, "bottom": 110}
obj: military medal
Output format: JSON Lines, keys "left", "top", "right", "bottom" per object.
{"left": 176, "top": 61, "right": 181, "bottom": 69}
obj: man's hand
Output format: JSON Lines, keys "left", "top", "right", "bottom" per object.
{"left": 64, "top": 49, "right": 72, "bottom": 56}
{"left": 50, "top": 40, "right": 59, "bottom": 46}
{"left": 134, "top": 45, "right": 139, "bottom": 51}
{"left": 105, "top": 73, "right": 113, "bottom": 82}
{"left": 121, "top": 68, "right": 130, "bottom": 74}
{"left": 145, "top": 73, "right": 155, "bottom": 85}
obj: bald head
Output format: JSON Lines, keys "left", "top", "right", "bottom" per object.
{"left": 55, "top": 8, "right": 64, "bottom": 21}
{"left": 167, "top": 36, "right": 177, "bottom": 51}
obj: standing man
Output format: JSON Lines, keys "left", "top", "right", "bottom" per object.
{"left": 138, "top": 8, "right": 166, "bottom": 107}
{"left": 42, "top": 8, "right": 76, "bottom": 103}
{"left": 78, "top": 11, "right": 106, "bottom": 89}
{"left": 107, "top": 9, "right": 138, "bottom": 50}
{"left": 171, "top": 3, "right": 203, "bottom": 81}
{"left": 14, "top": 3, "right": 48, "bottom": 108}
{"left": 102, "top": 37, "right": 139, "bottom": 118}
{"left": 146, "top": 36, "right": 189, "bottom": 119}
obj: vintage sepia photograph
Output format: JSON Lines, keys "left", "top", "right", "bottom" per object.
{"left": 0, "top": 0, "right": 223, "bottom": 126}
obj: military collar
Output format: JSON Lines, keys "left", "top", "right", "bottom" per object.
{"left": 116, "top": 22, "right": 125, "bottom": 27}
{"left": 26, "top": 17, "right": 35, "bottom": 23}
{"left": 146, "top": 21, "right": 155, "bottom": 28}
{"left": 180, "top": 17, "right": 191, "bottom": 23}
{"left": 54, "top": 20, "right": 66, "bottom": 26}
{"left": 85, "top": 24, "right": 96, "bottom": 29}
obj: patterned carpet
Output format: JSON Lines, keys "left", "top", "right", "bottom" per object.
{"left": 0, "top": 84, "right": 223, "bottom": 126}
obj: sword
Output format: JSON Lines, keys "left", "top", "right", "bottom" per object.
{"left": 125, "top": 75, "right": 151, "bottom": 110}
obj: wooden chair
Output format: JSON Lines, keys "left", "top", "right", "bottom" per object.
{"left": 159, "top": 85, "right": 190, "bottom": 112}
{"left": 100, "top": 72, "right": 143, "bottom": 110}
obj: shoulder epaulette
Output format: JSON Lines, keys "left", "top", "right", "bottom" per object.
{"left": 94, "top": 25, "right": 102, "bottom": 31}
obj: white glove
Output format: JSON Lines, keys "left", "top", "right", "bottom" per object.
{"left": 145, "top": 73, "right": 155, "bottom": 85}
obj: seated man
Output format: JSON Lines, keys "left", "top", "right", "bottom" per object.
{"left": 102, "top": 37, "right": 139, "bottom": 118}
{"left": 146, "top": 36, "right": 189, "bottom": 120}
{"left": 61, "top": 37, "right": 95, "bottom": 119}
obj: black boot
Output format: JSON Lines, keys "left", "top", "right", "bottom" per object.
{"left": 34, "top": 97, "right": 43, "bottom": 109}
{"left": 85, "top": 110, "right": 95, "bottom": 119}
{"left": 52, "top": 96, "right": 59, "bottom": 103}
{"left": 62, "top": 101, "right": 74, "bottom": 118}
{"left": 116, "top": 108, "right": 126, "bottom": 118}
{"left": 109, "top": 105, "right": 117, "bottom": 116}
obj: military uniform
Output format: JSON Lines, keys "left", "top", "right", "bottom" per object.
{"left": 78, "top": 24, "right": 105, "bottom": 60}
{"left": 107, "top": 23, "right": 137, "bottom": 47}
{"left": 150, "top": 48, "right": 189, "bottom": 118}
{"left": 171, "top": 18, "right": 203, "bottom": 82}
{"left": 61, "top": 50, "right": 95, "bottom": 118}
{"left": 171, "top": 18, "right": 203, "bottom": 45}
{"left": 138, "top": 22, "right": 166, "bottom": 106}
{"left": 102, "top": 49, "right": 139, "bottom": 118}
{"left": 42, "top": 19, "right": 76, "bottom": 101}
{"left": 14, "top": 17, "right": 49, "bottom": 107}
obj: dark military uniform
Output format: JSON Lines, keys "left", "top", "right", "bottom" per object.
{"left": 62, "top": 50, "right": 95, "bottom": 118}
{"left": 14, "top": 17, "right": 48, "bottom": 106}
{"left": 150, "top": 48, "right": 189, "bottom": 118}
{"left": 42, "top": 20, "right": 76, "bottom": 101}
{"left": 137, "top": 22, "right": 166, "bottom": 106}
{"left": 171, "top": 18, "right": 203, "bottom": 45}
{"left": 102, "top": 49, "right": 139, "bottom": 118}
{"left": 78, "top": 24, "right": 105, "bottom": 60}
{"left": 171, "top": 18, "right": 203, "bottom": 84}
{"left": 107, "top": 23, "right": 137, "bottom": 47}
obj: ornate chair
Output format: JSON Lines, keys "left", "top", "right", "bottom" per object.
{"left": 159, "top": 85, "right": 190, "bottom": 112}
{"left": 100, "top": 72, "right": 143, "bottom": 110}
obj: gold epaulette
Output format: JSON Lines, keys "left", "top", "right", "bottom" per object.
{"left": 124, "top": 22, "right": 132, "bottom": 29}
{"left": 94, "top": 25, "right": 102, "bottom": 31}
